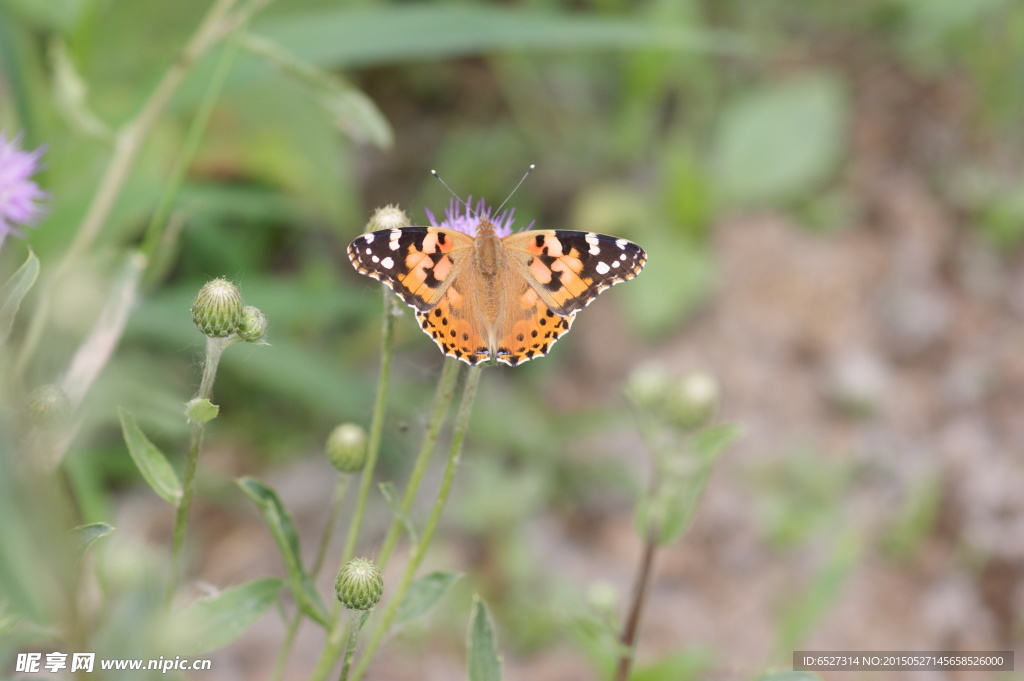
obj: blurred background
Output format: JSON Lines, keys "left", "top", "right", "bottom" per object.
{"left": 2, "top": 0, "right": 1023, "bottom": 678}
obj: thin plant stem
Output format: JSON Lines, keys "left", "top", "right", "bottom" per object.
{"left": 614, "top": 527, "right": 659, "bottom": 681}
{"left": 168, "top": 335, "right": 227, "bottom": 599}
{"left": 141, "top": 24, "right": 245, "bottom": 286}
{"left": 342, "top": 290, "right": 396, "bottom": 563}
{"left": 375, "top": 359, "right": 461, "bottom": 571}
{"left": 272, "top": 475, "right": 351, "bottom": 681}
{"left": 13, "top": 0, "right": 246, "bottom": 381}
{"left": 350, "top": 364, "right": 483, "bottom": 681}
{"left": 338, "top": 611, "right": 367, "bottom": 681}
{"left": 308, "top": 291, "right": 397, "bottom": 681}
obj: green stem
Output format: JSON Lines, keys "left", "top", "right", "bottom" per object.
{"left": 141, "top": 25, "right": 244, "bottom": 287}
{"left": 168, "top": 335, "right": 227, "bottom": 598}
{"left": 350, "top": 364, "right": 483, "bottom": 681}
{"left": 309, "top": 290, "right": 397, "bottom": 681}
{"left": 375, "top": 359, "right": 461, "bottom": 571}
{"left": 272, "top": 475, "right": 351, "bottom": 681}
{"left": 342, "top": 289, "right": 396, "bottom": 562}
{"left": 338, "top": 611, "right": 367, "bottom": 681}
{"left": 12, "top": 0, "right": 245, "bottom": 381}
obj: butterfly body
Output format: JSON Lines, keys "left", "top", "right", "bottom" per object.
{"left": 348, "top": 217, "right": 646, "bottom": 366}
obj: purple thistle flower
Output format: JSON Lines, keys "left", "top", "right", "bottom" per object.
{"left": 0, "top": 131, "right": 47, "bottom": 249}
{"left": 424, "top": 197, "right": 531, "bottom": 238}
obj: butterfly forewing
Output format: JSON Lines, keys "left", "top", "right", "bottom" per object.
{"left": 347, "top": 227, "right": 473, "bottom": 311}
{"left": 502, "top": 230, "right": 647, "bottom": 316}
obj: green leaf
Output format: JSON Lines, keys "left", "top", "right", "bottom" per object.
{"left": 693, "top": 423, "right": 743, "bottom": 459}
{"left": 255, "top": 6, "right": 747, "bottom": 68}
{"left": 652, "top": 423, "right": 740, "bottom": 546}
{"left": 236, "top": 477, "right": 329, "bottom": 627}
{"left": 119, "top": 407, "right": 182, "bottom": 504}
{"left": 378, "top": 482, "right": 417, "bottom": 545}
{"left": 0, "top": 249, "right": 39, "bottom": 343}
{"left": 239, "top": 32, "right": 392, "bottom": 148}
{"left": 172, "top": 578, "right": 283, "bottom": 654}
{"left": 185, "top": 398, "right": 219, "bottom": 423}
{"left": 467, "top": 595, "right": 502, "bottom": 681}
{"left": 69, "top": 522, "right": 114, "bottom": 557}
{"left": 395, "top": 571, "right": 461, "bottom": 626}
{"left": 777, "top": 529, "right": 862, "bottom": 652}
{"left": 49, "top": 39, "right": 111, "bottom": 139}
{"left": 712, "top": 72, "right": 847, "bottom": 205}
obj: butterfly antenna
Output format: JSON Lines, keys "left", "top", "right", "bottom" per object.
{"left": 493, "top": 164, "right": 535, "bottom": 216}
{"left": 431, "top": 169, "right": 474, "bottom": 216}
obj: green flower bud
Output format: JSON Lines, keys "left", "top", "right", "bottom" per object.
{"left": 664, "top": 372, "right": 720, "bottom": 431}
{"left": 335, "top": 557, "right": 383, "bottom": 610}
{"left": 237, "top": 305, "right": 268, "bottom": 343}
{"left": 27, "top": 384, "right": 70, "bottom": 429}
{"left": 624, "top": 364, "right": 671, "bottom": 410}
{"left": 326, "top": 423, "right": 367, "bottom": 474}
{"left": 366, "top": 204, "right": 409, "bottom": 231}
{"left": 191, "top": 278, "right": 243, "bottom": 338}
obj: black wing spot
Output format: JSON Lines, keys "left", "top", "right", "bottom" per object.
{"left": 434, "top": 309, "right": 443, "bottom": 317}
{"left": 539, "top": 317, "right": 547, "bottom": 326}
{"left": 449, "top": 329, "right": 457, "bottom": 338}
{"left": 462, "top": 333, "right": 470, "bottom": 341}
{"left": 531, "top": 330, "right": 538, "bottom": 338}
{"left": 516, "top": 333, "right": 525, "bottom": 342}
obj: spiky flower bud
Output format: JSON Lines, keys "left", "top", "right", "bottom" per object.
{"left": 326, "top": 423, "right": 367, "bottom": 474}
{"left": 624, "top": 364, "right": 671, "bottom": 411}
{"left": 191, "top": 278, "right": 243, "bottom": 338}
{"left": 27, "top": 384, "right": 70, "bottom": 429}
{"left": 366, "top": 204, "right": 409, "bottom": 232}
{"left": 335, "top": 557, "right": 383, "bottom": 610}
{"left": 237, "top": 305, "right": 268, "bottom": 343}
{"left": 664, "top": 372, "right": 720, "bottom": 432}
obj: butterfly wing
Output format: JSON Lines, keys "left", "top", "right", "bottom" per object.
{"left": 492, "top": 285, "right": 576, "bottom": 366}
{"left": 502, "top": 230, "right": 647, "bottom": 316}
{"left": 347, "top": 227, "right": 474, "bottom": 312}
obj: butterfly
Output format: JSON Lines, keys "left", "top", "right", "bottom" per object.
{"left": 347, "top": 206, "right": 646, "bottom": 366}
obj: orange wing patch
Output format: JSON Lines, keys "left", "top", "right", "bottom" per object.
{"left": 414, "top": 285, "right": 491, "bottom": 365}
{"left": 494, "top": 286, "right": 575, "bottom": 366}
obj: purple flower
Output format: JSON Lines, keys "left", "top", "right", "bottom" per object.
{"left": 0, "top": 131, "right": 47, "bottom": 249}
{"left": 424, "top": 197, "right": 531, "bottom": 238}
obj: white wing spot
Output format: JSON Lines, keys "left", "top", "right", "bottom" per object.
{"left": 619, "top": 253, "right": 628, "bottom": 261}
{"left": 364, "top": 233, "right": 375, "bottom": 243}
{"left": 388, "top": 229, "right": 402, "bottom": 250}
{"left": 585, "top": 234, "right": 601, "bottom": 255}
{"left": 595, "top": 261, "right": 611, "bottom": 275}
{"left": 365, "top": 248, "right": 372, "bottom": 255}
{"left": 616, "top": 239, "right": 627, "bottom": 250}
{"left": 612, "top": 260, "right": 620, "bottom": 268}
{"left": 380, "top": 256, "right": 395, "bottom": 269}
{"left": 371, "top": 255, "right": 380, "bottom": 263}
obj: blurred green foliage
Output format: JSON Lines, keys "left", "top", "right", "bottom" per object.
{"left": 3, "top": 0, "right": 1024, "bottom": 676}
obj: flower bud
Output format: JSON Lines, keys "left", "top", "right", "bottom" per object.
{"left": 366, "top": 204, "right": 409, "bottom": 231}
{"left": 326, "top": 423, "right": 367, "bottom": 474}
{"left": 27, "top": 384, "right": 70, "bottom": 429}
{"left": 237, "top": 305, "right": 268, "bottom": 343}
{"left": 191, "top": 278, "right": 243, "bottom": 338}
{"left": 664, "top": 372, "right": 720, "bottom": 431}
{"left": 335, "top": 557, "right": 383, "bottom": 610}
{"left": 624, "top": 363, "right": 671, "bottom": 410}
